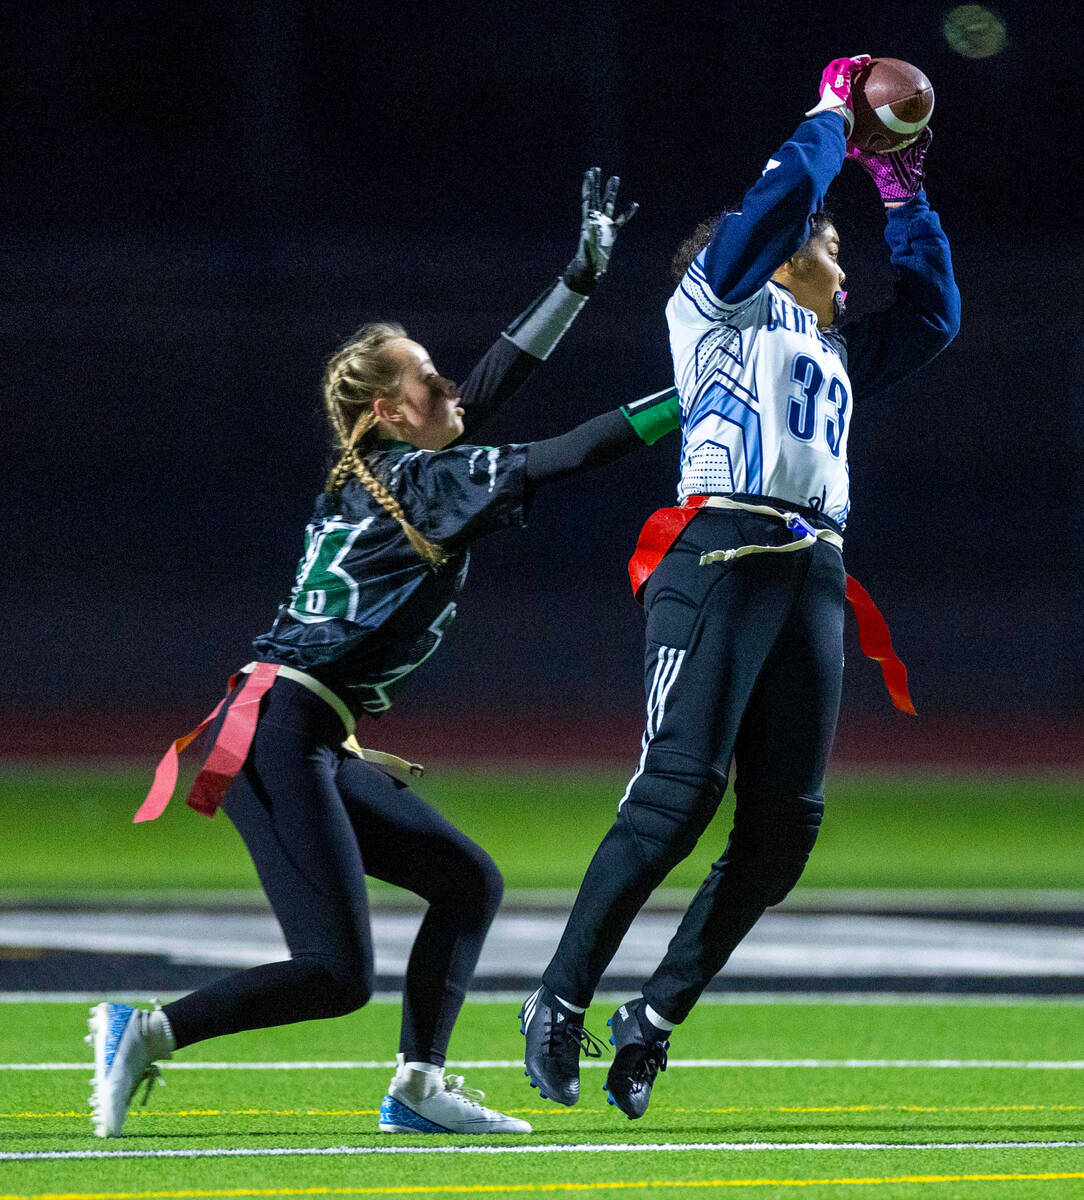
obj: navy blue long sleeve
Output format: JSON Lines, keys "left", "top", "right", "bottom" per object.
{"left": 837, "top": 190, "right": 962, "bottom": 396}
{"left": 701, "top": 113, "right": 847, "bottom": 304}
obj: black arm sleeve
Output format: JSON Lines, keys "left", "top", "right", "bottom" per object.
{"left": 456, "top": 335, "right": 539, "bottom": 437}
{"left": 524, "top": 408, "right": 642, "bottom": 494}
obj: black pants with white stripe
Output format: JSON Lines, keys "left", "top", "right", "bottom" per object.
{"left": 543, "top": 507, "right": 845, "bottom": 1023}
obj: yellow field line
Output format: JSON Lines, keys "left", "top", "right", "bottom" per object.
{"left": 4, "top": 1171, "right": 1084, "bottom": 1198}
{"left": 4, "top": 1103, "right": 1081, "bottom": 1120}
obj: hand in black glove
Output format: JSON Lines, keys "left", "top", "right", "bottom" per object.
{"left": 563, "top": 167, "right": 638, "bottom": 294}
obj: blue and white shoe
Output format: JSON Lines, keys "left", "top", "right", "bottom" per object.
{"left": 87, "top": 1003, "right": 168, "bottom": 1137}
{"left": 379, "top": 1053, "right": 531, "bottom": 1134}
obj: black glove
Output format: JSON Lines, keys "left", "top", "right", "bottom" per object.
{"left": 562, "top": 167, "right": 638, "bottom": 294}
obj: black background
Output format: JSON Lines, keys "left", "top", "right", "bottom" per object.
{"left": 3, "top": 1, "right": 1081, "bottom": 742}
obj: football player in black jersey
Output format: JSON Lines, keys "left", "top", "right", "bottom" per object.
{"left": 88, "top": 170, "right": 681, "bottom": 1139}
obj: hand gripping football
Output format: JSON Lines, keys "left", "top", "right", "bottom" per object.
{"left": 849, "top": 58, "right": 934, "bottom": 153}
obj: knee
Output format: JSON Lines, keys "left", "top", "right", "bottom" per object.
{"left": 309, "top": 955, "right": 374, "bottom": 1018}
{"left": 621, "top": 752, "right": 725, "bottom": 866}
{"left": 465, "top": 848, "right": 504, "bottom": 924}
{"left": 446, "top": 842, "right": 504, "bottom": 927}
{"left": 725, "top": 791, "right": 824, "bottom": 906}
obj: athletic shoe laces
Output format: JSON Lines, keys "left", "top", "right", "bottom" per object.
{"left": 632, "top": 1041, "right": 668, "bottom": 1084}
{"left": 136, "top": 1063, "right": 164, "bottom": 1107}
{"left": 548, "top": 1017, "right": 605, "bottom": 1060}
{"left": 441, "top": 1075, "right": 488, "bottom": 1109}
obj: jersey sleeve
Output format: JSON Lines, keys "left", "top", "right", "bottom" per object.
{"left": 698, "top": 112, "right": 847, "bottom": 306}
{"left": 390, "top": 442, "right": 530, "bottom": 546}
{"left": 836, "top": 191, "right": 962, "bottom": 396}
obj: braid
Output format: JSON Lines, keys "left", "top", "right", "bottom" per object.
{"left": 353, "top": 455, "right": 449, "bottom": 568}
{"left": 321, "top": 323, "right": 449, "bottom": 570}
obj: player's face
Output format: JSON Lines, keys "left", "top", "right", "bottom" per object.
{"left": 788, "top": 225, "right": 845, "bottom": 327}
{"left": 383, "top": 340, "right": 465, "bottom": 450}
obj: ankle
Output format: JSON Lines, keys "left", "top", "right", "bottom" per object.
{"left": 143, "top": 1007, "right": 175, "bottom": 1060}
{"left": 638, "top": 1001, "right": 673, "bottom": 1042}
{"left": 393, "top": 1053, "right": 443, "bottom": 1100}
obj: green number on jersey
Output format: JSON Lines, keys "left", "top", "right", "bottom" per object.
{"left": 287, "top": 517, "right": 375, "bottom": 623}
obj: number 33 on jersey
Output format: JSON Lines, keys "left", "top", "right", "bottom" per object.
{"left": 668, "top": 267, "right": 853, "bottom": 526}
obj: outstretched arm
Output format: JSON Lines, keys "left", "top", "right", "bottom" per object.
{"left": 699, "top": 113, "right": 847, "bottom": 305}
{"left": 524, "top": 387, "right": 680, "bottom": 493}
{"left": 457, "top": 169, "right": 638, "bottom": 436}
{"left": 398, "top": 388, "right": 679, "bottom": 549}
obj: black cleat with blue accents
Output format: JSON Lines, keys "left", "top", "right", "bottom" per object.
{"left": 604, "top": 998, "right": 669, "bottom": 1119}
{"left": 519, "top": 984, "right": 604, "bottom": 1106}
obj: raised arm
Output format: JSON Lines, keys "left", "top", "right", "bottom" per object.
{"left": 837, "top": 131, "right": 962, "bottom": 395}
{"left": 699, "top": 113, "right": 847, "bottom": 305}
{"left": 457, "top": 169, "right": 637, "bottom": 435}
{"left": 694, "top": 56, "right": 880, "bottom": 305}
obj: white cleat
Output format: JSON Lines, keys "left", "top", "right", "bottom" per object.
{"left": 87, "top": 1003, "right": 168, "bottom": 1137}
{"left": 378, "top": 1053, "right": 531, "bottom": 1134}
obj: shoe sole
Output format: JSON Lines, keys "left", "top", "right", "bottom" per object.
{"left": 87, "top": 1003, "right": 122, "bottom": 1138}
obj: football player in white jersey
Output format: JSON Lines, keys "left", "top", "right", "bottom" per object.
{"left": 524, "top": 56, "right": 961, "bottom": 1120}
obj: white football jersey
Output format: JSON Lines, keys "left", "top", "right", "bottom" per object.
{"left": 667, "top": 255, "right": 853, "bottom": 526}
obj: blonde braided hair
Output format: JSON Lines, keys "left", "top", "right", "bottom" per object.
{"left": 322, "top": 323, "right": 448, "bottom": 568}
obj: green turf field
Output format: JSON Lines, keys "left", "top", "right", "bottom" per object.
{"left": 2, "top": 765, "right": 1082, "bottom": 1196}
{"left": 2, "top": 998, "right": 1082, "bottom": 1198}
{"left": 1, "top": 764, "right": 1081, "bottom": 898}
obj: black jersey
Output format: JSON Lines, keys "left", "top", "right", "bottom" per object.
{"left": 253, "top": 437, "right": 528, "bottom": 717}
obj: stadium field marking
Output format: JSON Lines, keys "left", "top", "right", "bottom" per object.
{"left": 5, "top": 991, "right": 1084, "bottom": 1007}
{"left": 6, "top": 1058, "right": 1084, "bottom": 1071}
{"left": 5, "top": 1140, "right": 1084, "bottom": 1163}
{"left": 4, "top": 1172, "right": 1084, "bottom": 1199}
{"left": 5, "top": 1102, "right": 1083, "bottom": 1121}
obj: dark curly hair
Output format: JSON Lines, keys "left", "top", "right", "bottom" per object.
{"left": 670, "top": 209, "right": 835, "bottom": 286}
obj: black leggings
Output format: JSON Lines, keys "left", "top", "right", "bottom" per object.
{"left": 163, "top": 678, "right": 502, "bottom": 1065}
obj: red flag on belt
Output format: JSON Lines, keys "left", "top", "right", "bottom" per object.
{"left": 628, "top": 500, "right": 915, "bottom": 714}
{"left": 134, "top": 662, "right": 282, "bottom": 823}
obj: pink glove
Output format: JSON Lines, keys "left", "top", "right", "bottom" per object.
{"left": 847, "top": 127, "right": 932, "bottom": 204}
{"left": 805, "top": 55, "right": 872, "bottom": 135}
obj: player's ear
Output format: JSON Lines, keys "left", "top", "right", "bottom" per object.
{"left": 372, "top": 396, "right": 402, "bottom": 425}
{"left": 780, "top": 252, "right": 806, "bottom": 278}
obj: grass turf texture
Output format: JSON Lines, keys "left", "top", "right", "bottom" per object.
{"left": 1, "top": 765, "right": 1082, "bottom": 898}
{"left": 2, "top": 1000, "right": 1082, "bottom": 1198}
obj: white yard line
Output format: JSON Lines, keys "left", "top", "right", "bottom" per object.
{"left": 3, "top": 991, "right": 1084, "bottom": 1005}
{"left": 4, "top": 1139, "right": 1084, "bottom": 1163}
{"left": 4, "top": 1058, "right": 1084, "bottom": 1071}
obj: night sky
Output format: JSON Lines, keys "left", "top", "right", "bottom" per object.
{"left": 3, "top": 1, "right": 1081, "bottom": 742}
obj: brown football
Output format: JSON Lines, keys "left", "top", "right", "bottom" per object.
{"left": 850, "top": 58, "right": 934, "bottom": 153}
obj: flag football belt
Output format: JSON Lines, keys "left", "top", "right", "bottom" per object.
{"left": 133, "top": 662, "right": 424, "bottom": 824}
{"left": 695, "top": 495, "right": 844, "bottom": 562}
{"left": 628, "top": 494, "right": 915, "bottom": 715}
